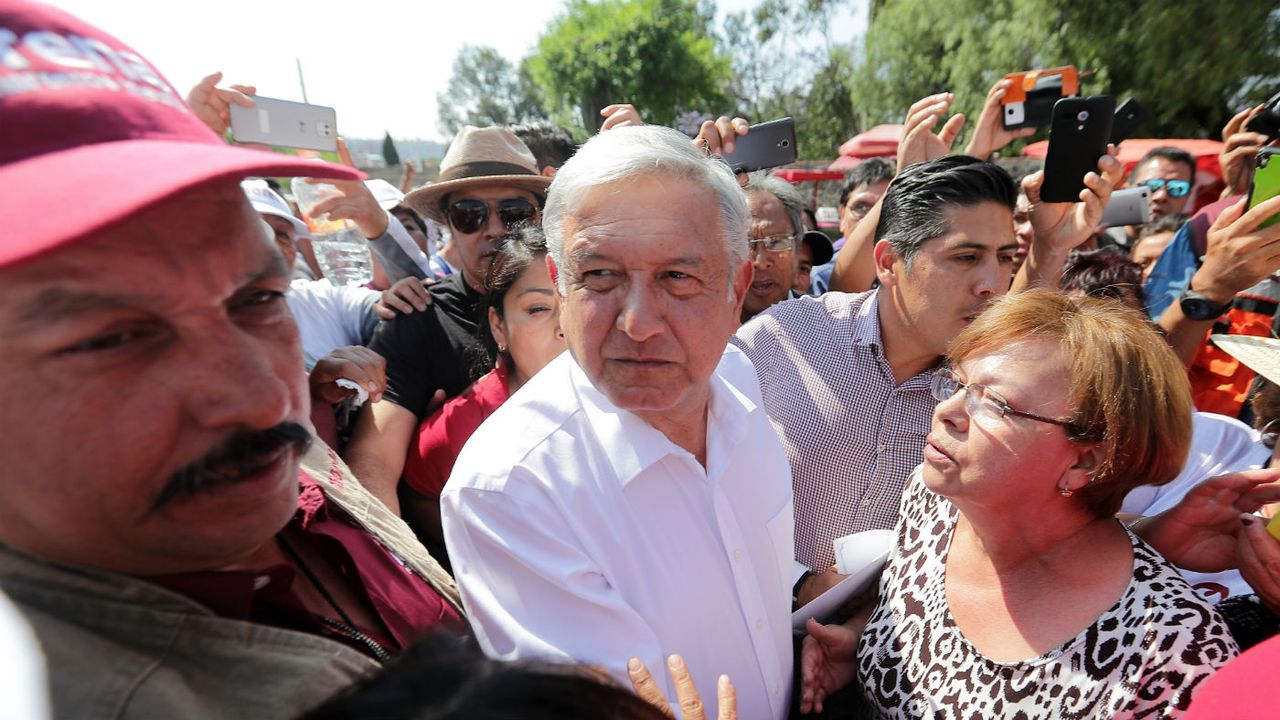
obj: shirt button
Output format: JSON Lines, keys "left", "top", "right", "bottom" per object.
{"left": 773, "top": 682, "right": 780, "bottom": 696}
{"left": 253, "top": 575, "right": 271, "bottom": 590}
{"left": 755, "top": 618, "right": 764, "bottom": 630}
{"left": 733, "top": 549, "right": 742, "bottom": 563}
{"left": 876, "top": 443, "right": 886, "bottom": 454}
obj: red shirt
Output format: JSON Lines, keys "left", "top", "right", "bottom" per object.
{"left": 148, "top": 471, "right": 462, "bottom": 658}
{"left": 403, "top": 366, "right": 511, "bottom": 498}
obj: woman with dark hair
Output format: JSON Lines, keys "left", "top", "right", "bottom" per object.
{"left": 399, "top": 227, "right": 566, "bottom": 558}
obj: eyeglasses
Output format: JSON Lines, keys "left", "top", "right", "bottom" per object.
{"left": 1137, "top": 178, "right": 1192, "bottom": 198}
{"left": 446, "top": 198, "right": 539, "bottom": 234}
{"left": 747, "top": 234, "right": 797, "bottom": 257}
{"left": 929, "top": 367, "right": 1081, "bottom": 434}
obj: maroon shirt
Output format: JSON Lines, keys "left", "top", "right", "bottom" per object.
{"left": 149, "top": 472, "right": 461, "bottom": 658}
{"left": 403, "top": 365, "right": 511, "bottom": 498}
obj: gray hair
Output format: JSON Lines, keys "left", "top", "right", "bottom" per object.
{"left": 543, "top": 125, "right": 749, "bottom": 297}
{"left": 742, "top": 172, "right": 803, "bottom": 239}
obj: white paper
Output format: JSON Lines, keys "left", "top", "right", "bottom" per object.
{"left": 791, "top": 529, "right": 895, "bottom": 634}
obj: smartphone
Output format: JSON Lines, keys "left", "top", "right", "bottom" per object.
{"left": 1099, "top": 186, "right": 1152, "bottom": 227}
{"left": 1246, "top": 91, "right": 1280, "bottom": 141}
{"left": 1247, "top": 147, "right": 1280, "bottom": 229}
{"left": 721, "top": 117, "right": 797, "bottom": 173}
{"left": 1040, "top": 96, "right": 1115, "bottom": 203}
{"left": 1109, "top": 97, "right": 1150, "bottom": 145}
{"left": 229, "top": 96, "right": 339, "bottom": 152}
{"left": 1000, "top": 66, "right": 1080, "bottom": 130}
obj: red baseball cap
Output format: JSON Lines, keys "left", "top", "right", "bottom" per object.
{"left": 0, "top": 0, "right": 360, "bottom": 269}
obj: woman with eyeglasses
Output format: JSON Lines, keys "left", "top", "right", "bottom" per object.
{"left": 800, "top": 290, "right": 1237, "bottom": 718}
{"left": 399, "top": 227, "right": 566, "bottom": 566}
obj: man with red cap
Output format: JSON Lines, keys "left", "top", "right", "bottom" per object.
{"left": 0, "top": 3, "right": 462, "bottom": 718}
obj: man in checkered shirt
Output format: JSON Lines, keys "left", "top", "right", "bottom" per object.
{"left": 732, "top": 150, "right": 1120, "bottom": 603}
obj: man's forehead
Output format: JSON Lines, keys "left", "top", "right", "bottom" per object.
{"left": 1134, "top": 157, "right": 1193, "bottom": 181}
{"left": 932, "top": 203, "right": 1017, "bottom": 245}
{"left": 0, "top": 184, "right": 278, "bottom": 311}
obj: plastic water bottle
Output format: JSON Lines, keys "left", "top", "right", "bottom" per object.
{"left": 290, "top": 178, "right": 374, "bottom": 287}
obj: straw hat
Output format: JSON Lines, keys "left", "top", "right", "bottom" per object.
{"left": 405, "top": 126, "right": 551, "bottom": 224}
{"left": 1211, "top": 334, "right": 1280, "bottom": 385}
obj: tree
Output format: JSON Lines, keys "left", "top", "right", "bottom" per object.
{"left": 529, "top": 0, "right": 732, "bottom": 134}
{"left": 852, "top": 0, "right": 1280, "bottom": 149}
{"left": 720, "top": 0, "right": 859, "bottom": 160}
{"left": 381, "top": 131, "right": 401, "bottom": 166}
{"left": 437, "top": 45, "right": 547, "bottom": 135}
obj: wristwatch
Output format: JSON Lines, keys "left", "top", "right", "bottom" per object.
{"left": 1179, "top": 289, "right": 1232, "bottom": 321}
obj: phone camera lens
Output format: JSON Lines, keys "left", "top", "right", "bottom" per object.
{"left": 1077, "top": 110, "right": 1089, "bottom": 122}
{"left": 780, "top": 139, "right": 790, "bottom": 148}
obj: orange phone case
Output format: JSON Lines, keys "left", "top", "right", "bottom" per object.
{"left": 1001, "top": 66, "right": 1080, "bottom": 103}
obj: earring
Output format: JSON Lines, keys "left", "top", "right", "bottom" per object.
{"left": 497, "top": 343, "right": 507, "bottom": 353}
{"left": 1059, "top": 488, "right": 1074, "bottom": 498}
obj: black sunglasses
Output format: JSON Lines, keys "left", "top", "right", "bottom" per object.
{"left": 446, "top": 198, "right": 538, "bottom": 234}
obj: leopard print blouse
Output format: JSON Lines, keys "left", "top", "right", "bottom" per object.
{"left": 856, "top": 469, "right": 1238, "bottom": 719}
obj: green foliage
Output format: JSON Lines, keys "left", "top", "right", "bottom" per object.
{"left": 437, "top": 45, "right": 548, "bottom": 135}
{"left": 381, "top": 131, "right": 401, "bottom": 166}
{"left": 529, "top": 0, "right": 732, "bottom": 133}
{"left": 853, "top": 0, "right": 1280, "bottom": 151}
{"left": 722, "top": 0, "right": 860, "bottom": 160}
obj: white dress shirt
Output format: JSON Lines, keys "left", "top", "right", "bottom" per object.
{"left": 442, "top": 346, "right": 795, "bottom": 720}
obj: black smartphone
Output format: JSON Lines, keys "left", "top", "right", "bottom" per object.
{"left": 1109, "top": 97, "right": 1149, "bottom": 145}
{"left": 1246, "top": 91, "right": 1280, "bottom": 141}
{"left": 721, "top": 117, "right": 797, "bottom": 173}
{"left": 1041, "top": 96, "right": 1115, "bottom": 203}
{"left": 1247, "top": 147, "right": 1280, "bottom": 229}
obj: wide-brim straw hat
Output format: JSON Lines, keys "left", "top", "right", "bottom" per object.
{"left": 1211, "top": 334, "right": 1280, "bottom": 385}
{"left": 405, "top": 126, "right": 551, "bottom": 224}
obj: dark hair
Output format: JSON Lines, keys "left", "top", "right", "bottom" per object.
{"left": 802, "top": 206, "right": 818, "bottom": 231}
{"left": 1134, "top": 146, "right": 1196, "bottom": 180}
{"left": 1137, "top": 213, "right": 1189, "bottom": 239}
{"left": 300, "top": 631, "right": 668, "bottom": 720}
{"left": 839, "top": 157, "right": 896, "bottom": 207}
{"left": 391, "top": 205, "right": 428, "bottom": 236}
{"left": 511, "top": 121, "right": 577, "bottom": 171}
{"left": 465, "top": 224, "right": 548, "bottom": 380}
{"left": 1059, "top": 246, "right": 1145, "bottom": 308}
{"left": 874, "top": 155, "right": 1016, "bottom": 265}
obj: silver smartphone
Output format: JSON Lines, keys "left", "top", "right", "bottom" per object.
{"left": 1099, "top": 186, "right": 1152, "bottom": 227}
{"left": 229, "top": 96, "right": 338, "bottom": 152}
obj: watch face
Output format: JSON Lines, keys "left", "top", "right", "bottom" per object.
{"left": 1181, "top": 295, "right": 1224, "bottom": 321}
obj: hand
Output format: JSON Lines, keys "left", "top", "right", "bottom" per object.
{"left": 308, "top": 178, "right": 390, "bottom": 239}
{"left": 309, "top": 346, "right": 387, "bottom": 406}
{"left": 1189, "top": 194, "right": 1280, "bottom": 304}
{"left": 628, "top": 654, "right": 736, "bottom": 720}
{"left": 1238, "top": 514, "right": 1280, "bottom": 615}
{"left": 963, "top": 79, "right": 1037, "bottom": 160}
{"left": 600, "top": 103, "right": 645, "bottom": 131}
{"left": 800, "top": 617, "right": 862, "bottom": 715}
{"left": 795, "top": 566, "right": 847, "bottom": 608}
{"left": 186, "top": 71, "right": 256, "bottom": 135}
{"left": 1020, "top": 147, "right": 1123, "bottom": 255}
{"left": 897, "top": 92, "right": 965, "bottom": 169}
{"left": 375, "top": 277, "right": 436, "bottom": 320}
{"left": 1133, "top": 468, "right": 1280, "bottom": 572}
{"left": 1220, "top": 105, "right": 1269, "bottom": 198}
{"left": 400, "top": 161, "right": 417, "bottom": 193}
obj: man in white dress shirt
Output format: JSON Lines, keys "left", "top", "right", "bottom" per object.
{"left": 442, "top": 125, "right": 795, "bottom": 719}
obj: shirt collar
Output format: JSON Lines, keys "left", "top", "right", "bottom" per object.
{"left": 569, "top": 351, "right": 755, "bottom": 486}
{"left": 851, "top": 288, "right": 883, "bottom": 350}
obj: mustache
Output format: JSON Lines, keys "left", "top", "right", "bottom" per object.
{"left": 144, "top": 422, "right": 312, "bottom": 519}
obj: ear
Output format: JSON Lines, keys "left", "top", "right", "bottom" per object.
{"left": 1058, "top": 443, "right": 1107, "bottom": 495}
{"left": 730, "top": 259, "right": 753, "bottom": 317}
{"left": 546, "top": 254, "right": 562, "bottom": 295}
{"left": 541, "top": 166, "right": 558, "bottom": 178}
{"left": 488, "top": 306, "right": 507, "bottom": 351}
{"left": 872, "top": 239, "right": 899, "bottom": 288}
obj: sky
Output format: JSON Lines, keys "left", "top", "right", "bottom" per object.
{"left": 52, "top": 0, "right": 868, "bottom": 142}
